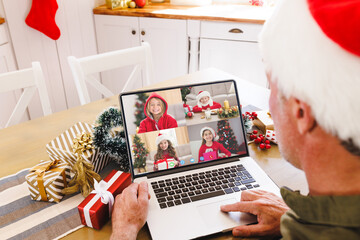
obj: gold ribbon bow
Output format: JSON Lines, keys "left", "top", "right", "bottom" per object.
{"left": 63, "top": 132, "right": 101, "bottom": 197}
{"left": 30, "top": 160, "right": 67, "bottom": 201}
{"left": 72, "top": 132, "right": 94, "bottom": 154}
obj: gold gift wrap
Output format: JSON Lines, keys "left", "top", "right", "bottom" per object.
{"left": 46, "top": 122, "right": 111, "bottom": 173}
{"left": 26, "top": 160, "right": 71, "bottom": 203}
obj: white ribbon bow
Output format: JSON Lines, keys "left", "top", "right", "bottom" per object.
{"left": 91, "top": 179, "right": 115, "bottom": 215}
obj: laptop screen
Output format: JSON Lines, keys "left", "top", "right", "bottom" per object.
{"left": 119, "top": 80, "right": 249, "bottom": 178}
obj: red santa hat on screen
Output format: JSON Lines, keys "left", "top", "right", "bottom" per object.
{"left": 155, "top": 133, "right": 173, "bottom": 146}
{"left": 259, "top": 0, "right": 360, "bottom": 149}
{"left": 196, "top": 91, "right": 214, "bottom": 108}
{"left": 200, "top": 127, "right": 219, "bottom": 141}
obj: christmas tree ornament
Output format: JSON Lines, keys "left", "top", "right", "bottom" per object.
{"left": 248, "top": 130, "right": 272, "bottom": 150}
{"left": 93, "top": 107, "right": 129, "bottom": 172}
{"left": 25, "top": 0, "right": 61, "bottom": 40}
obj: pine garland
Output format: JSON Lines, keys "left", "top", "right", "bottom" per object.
{"left": 93, "top": 107, "right": 129, "bottom": 172}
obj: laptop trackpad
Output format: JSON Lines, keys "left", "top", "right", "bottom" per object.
{"left": 197, "top": 198, "right": 257, "bottom": 231}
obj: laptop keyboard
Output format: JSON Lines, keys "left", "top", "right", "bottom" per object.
{"left": 151, "top": 164, "right": 260, "bottom": 209}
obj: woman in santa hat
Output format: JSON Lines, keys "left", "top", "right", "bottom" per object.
{"left": 198, "top": 126, "right": 231, "bottom": 162}
{"left": 192, "top": 91, "right": 222, "bottom": 113}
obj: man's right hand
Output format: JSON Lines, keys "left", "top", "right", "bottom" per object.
{"left": 221, "top": 189, "right": 289, "bottom": 237}
{"left": 111, "top": 182, "right": 150, "bottom": 240}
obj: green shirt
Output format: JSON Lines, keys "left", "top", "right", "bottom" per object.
{"left": 280, "top": 187, "right": 360, "bottom": 240}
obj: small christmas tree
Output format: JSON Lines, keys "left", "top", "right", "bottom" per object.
{"left": 132, "top": 134, "right": 149, "bottom": 172}
{"left": 180, "top": 87, "right": 191, "bottom": 104}
{"left": 134, "top": 93, "right": 147, "bottom": 127}
{"left": 217, "top": 120, "right": 241, "bottom": 154}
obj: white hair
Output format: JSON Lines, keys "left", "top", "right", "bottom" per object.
{"left": 259, "top": 0, "right": 360, "bottom": 149}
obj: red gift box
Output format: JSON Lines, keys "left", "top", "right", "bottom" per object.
{"left": 78, "top": 170, "right": 131, "bottom": 230}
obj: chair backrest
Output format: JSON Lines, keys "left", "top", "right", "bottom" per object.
{"left": 0, "top": 61, "right": 52, "bottom": 128}
{"left": 68, "top": 42, "right": 154, "bottom": 105}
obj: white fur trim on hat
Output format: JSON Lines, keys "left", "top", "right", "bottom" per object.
{"left": 196, "top": 91, "right": 213, "bottom": 108}
{"left": 156, "top": 134, "right": 172, "bottom": 146}
{"left": 259, "top": 0, "right": 360, "bottom": 148}
{"left": 200, "top": 127, "right": 219, "bottom": 141}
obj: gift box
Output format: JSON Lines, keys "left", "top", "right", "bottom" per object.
{"left": 203, "top": 151, "right": 217, "bottom": 161}
{"left": 106, "top": 0, "right": 127, "bottom": 9}
{"left": 265, "top": 130, "right": 278, "bottom": 144}
{"left": 78, "top": 170, "right": 131, "bottom": 230}
{"left": 154, "top": 158, "right": 177, "bottom": 170}
{"left": 46, "top": 122, "right": 111, "bottom": 173}
{"left": 252, "top": 111, "right": 274, "bottom": 133}
{"left": 26, "top": 160, "right": 71, "bottom": 203}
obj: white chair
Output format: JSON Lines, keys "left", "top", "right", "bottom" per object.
{"left": 68, "top": 42, "right": 154, "bottom": 105}
{"left": 0, "top": 62, "right": 52, "bottom": 128}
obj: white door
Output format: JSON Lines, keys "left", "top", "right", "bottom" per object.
{"left": 199, "top": 38, "right": 267, "bottom": 88}
{"left": 139, "top": 17, "right": 188, "bottom": 86}
{"left": 95, "top": 15, "right": 141, "bottom": 93}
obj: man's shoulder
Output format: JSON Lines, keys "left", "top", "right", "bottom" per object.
{"left": 280, "top": 188, "right": 360, "bottom": 240}
{"left": 281, "top": 209, "right": 360, "bottom": 240}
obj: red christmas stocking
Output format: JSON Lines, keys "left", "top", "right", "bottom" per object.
{"left": 25, "top": 0, "right": 61, "bottom": 40}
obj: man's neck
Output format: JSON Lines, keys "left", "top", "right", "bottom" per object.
{"left": 302, "top": 134, "right": 360, "bottom": 196}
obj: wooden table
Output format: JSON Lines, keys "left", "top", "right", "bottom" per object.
{"left": 0, "top": 68, "right": 308, "bottom": 239}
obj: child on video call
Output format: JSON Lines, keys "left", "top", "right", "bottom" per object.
{"left": 198, "top": 127, "right": 231, "bottom": 162}
{"left": 138, "top": 93, "right": 178, "bottom": 133}
{"left": 153, "top": 134, "right": 180, "bottom": 171}
{"left": 192, "top": 91, "right": 222, "bottom": 113}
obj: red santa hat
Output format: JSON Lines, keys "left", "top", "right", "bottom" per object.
{"left": 196, "top": 91, "right": 213, "bottom": 108}
{"left": 259, "top": 0, "right": 360, "bottom": 148}
{"left": 155, "top": 133, "right": 173, "bottom": 146}
{"left": 200, "top": 127, "right": 219, "bottom": 141}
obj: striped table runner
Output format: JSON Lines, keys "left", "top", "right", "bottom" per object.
{"left": 0, "top": 162, "right": 120, "bottom": 240}
{"left": 0, "top": 169, "right": 83, "bottom": 240}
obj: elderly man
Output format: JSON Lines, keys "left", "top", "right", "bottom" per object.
{"left": 111, "top": 0, "right": 360, "bottom": 239}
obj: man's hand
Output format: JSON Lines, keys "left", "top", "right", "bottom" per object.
{"left": 111, "top": 182, "right": 150, "bottom": 240}
{"left": 221, "top": 189, "right": 289, "bottom": 237}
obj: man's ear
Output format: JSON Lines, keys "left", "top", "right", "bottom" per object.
{"left": 291, "top": 98, "right": 317, "bottom": 135}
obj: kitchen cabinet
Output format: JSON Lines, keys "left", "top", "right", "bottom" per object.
{"left": 199, "top": 21, "right": 267, "bottom": 87}
{"left": 94, "top": 15, "right": 188, "bottom": 91}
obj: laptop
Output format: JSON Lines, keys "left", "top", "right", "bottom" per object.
{"left": 119, "top": 80, "right": 279, "bottom": 240}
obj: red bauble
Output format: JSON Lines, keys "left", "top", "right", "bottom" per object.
{"left": 266, "top": 144, "right": 271, "bottom": 149}
{"left": 265, "top": 140, "right": 270, "bottom": 144}
{"left": 253, "top": 130, "right": 258, "bottom": 134}
{"left": 187, "top": 112, "right": 193, "bottom": 117}
{"left": 255, "top": 137, "right": 261, "bottom": 144}
{"left": 259, "top": 143, "right": 265, "bottom": 149}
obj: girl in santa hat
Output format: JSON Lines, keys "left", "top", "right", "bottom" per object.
{"left": 192, "top": 91, "right": 222, "bottom": 113}
{"left": 138, "top": 93, "right": 178, "bottom": 133}
{"left": 153, "top": 134, "right": 180, "bottom": 171}
{"left": 198, "top": 127, "right": 231, "bottom": 162}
